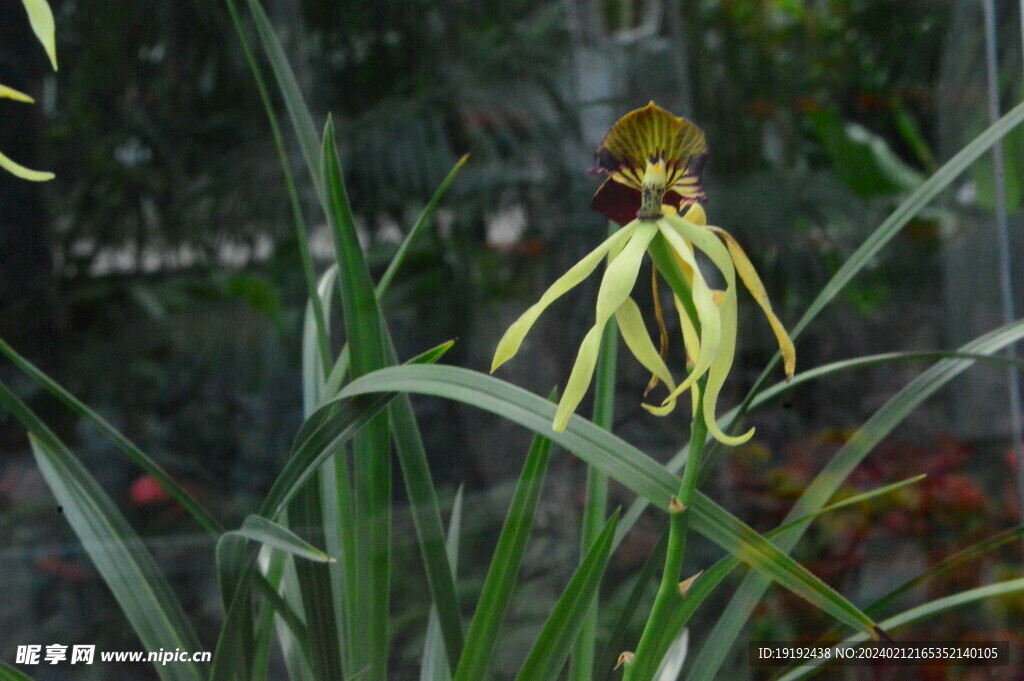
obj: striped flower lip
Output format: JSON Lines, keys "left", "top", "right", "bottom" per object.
{"left": 590, "top": 102, "right": 708, "bottom": 225}
{"left": 491, "top": 104, "right": 795, "bottom": 445}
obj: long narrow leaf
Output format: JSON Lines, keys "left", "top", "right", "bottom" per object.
{"left": 687, "top": 318, "right": 1024, "bottom": 679}
{"left": 226, "top": 0, "right": 330, "bottom": 374}
{"left": 421, "top": 487, "right": 464, "bottom": 681}
{"left": 244, "top": 0, "right": 323, "bottom": 198}
{"left": 0, "top": 663, "right": 37, "bottom": 681}
{"left": 620, "top": 349, "right": 1024, "bottom": 551}
{"left": 645, "top": 475, "right": 928, "bottom": 671}
{"left": 230, "top": 515, "right": 336, "bottom": 563}
{"left": 378, "top": 154, "right": 470, "bottom": 297}
{"left": 19, "top": 431, "right": 202, "bottom": 681}
{"left": 0, "top": 338, "right": 221, "bottom": 535}
{"left": 775, "top": 577, "right": 1024, "bottom": 681}
{"left": 336, "top": 366, "right": 883, "bottom": 638}
{"left": 454, "top": 429, "right": 553, "bottom": 681}
{"left": 514, "top": 511, "right": 620, "bottom": 681}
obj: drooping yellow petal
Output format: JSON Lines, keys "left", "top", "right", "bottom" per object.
{"left": 22, "top": 0, "right": 58, "bottom": 71}
{"left": 675, "top": 294, "right": 700, "bottom": 367}
{"left": 554, "top": 222, "right": 658, "bottom": 431}
{"left": 681, "top": 202, "right": 707, "bottom": 226}
{"left": 491, "top": 223, "right": 636, "bottom": 372}
{"left": 663, "top": 214, "right": 754, "bottom": 446}
{"left": 615, "top": 296, "right": 677, "bottom": 416}
{"left": 0, "top": 83, "right": 34, "bottom": 103}
{"left": 654, "top": 223, "right": 721, "bottom": 410}
{"left": 0, "top": 148, "right": 54, "bottom": 181}
{"left": 711, "top": 227, "right": 796, "bottom": 380}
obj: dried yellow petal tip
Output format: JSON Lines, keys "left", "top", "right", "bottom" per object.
{"left": 678, "top": 570, "right": 704, "bottom": 597}
{"left": 614, "top": 651, "right": 635, "bottom": 670}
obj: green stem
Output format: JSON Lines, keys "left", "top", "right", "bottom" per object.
{"left": 623, "top": 377, "right": 708, "bottom": 681}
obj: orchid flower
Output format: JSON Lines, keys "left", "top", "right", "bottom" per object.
{"left": 491, "top": 102, "right": 795, "bottom": 444}
{"left": 1, "top": 0, "right": 57, "bottom": 181}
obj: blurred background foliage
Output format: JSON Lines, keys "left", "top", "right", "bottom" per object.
{"left": 2, "top": 0, "right": 1024, "bottom": 678}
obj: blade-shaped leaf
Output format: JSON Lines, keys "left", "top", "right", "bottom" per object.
{"left": 421, "top": 487, "right": 464, "bottom": 681}
{"left": 0, "top": 338, "right": 221, "bottom": 535}
{"left": 454, "top": 429, "right": 553, "bottom": 681}
{"left": 0, "top": 663, "right": 38, "bottom": 681}
{"left": 644, "top": 475, "right": 929, "bottom": 671}
{"left": 230, "top": 515, "right": 335, "bottom": 563}
{"left": 514, "top": 511, "right": 620, "bottom": 681}
{"left": 336, "top": 366, "right": 882, "bottom": 638}
{"left": 378, "top": 154, "right": 470, "bottom": 297}
{"left": 775, "top": 577, "right": 1024, "bottom": 681}
{"left": 22, "top": 429, "right": 202, "bottom": 681}
{"left": 618, "top": 349, "right": 1024, "bottom": 553}
{"left": 687, "top": 319, "right": 1024, "bottom": 680}
{"left": 244, "top": 0, "right": 322, "bottom": 198}
{"left": 321, "top": 116, "right": 392, "bottom": 681}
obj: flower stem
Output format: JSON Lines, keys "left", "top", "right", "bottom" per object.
{"left": 623, "top": 378, "right": 708, "bottom": 681}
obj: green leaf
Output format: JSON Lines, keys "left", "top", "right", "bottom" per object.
{"left": 21, "top": 429, "right": 202, "bottom": 681}
{"left": 240, "top": 10, "right": 467, "bottom": 671}
{"left": 378, "top": 154, "right": 469, "bottom": 298}
{"left": 454, "top": 429, "right": 553, "bottom": 681}
{"left": 263, "top": 340, "right": 452, "bottom": 523}
{"left": 514, "top": 511, "right": 620, "bottom": 681}
{"left": 645, "top": 475, "right": 929, "bottom": 671}
{"left": 230, "top": 515, "right": 336, "bottom": 563}
{"left": 336, "top": 366, "right": 882, "bottom": 639}
{"left": 244, "top": 0, "right": 322, "bottom": 198}
{"left": 617, "top": 349, "right": 1024, "bottom": 552}
{"left": 775, "top": 577, "right": 1024, "bottom": 681}
{"left": 0, "top": 662, "right": 38, "bottom": 681}
{"left": 754, "top": 97, "right": 1024, "bottom": 391}
{"left": 687, "top": 318, "right": 1024, "bottom": 680}
{"left": 226, "top": 0, "right": 331, "bottom": 378}
{"left": 321, "top": 117, "right": 392, "bottom": 681}
{"left": 420, "top": 487, "right": 464, "bottom": 681}
{"left": 865, "top": 524, "right": 1024, "bottom": 618}
{"left": 809, "top": 107, "right": 923, "bottom": 196}
{"left": 0, "top": 337, "right": 221, "bottom": 535}
{"left": 597, "top": 526, "right": 668, "bottom": 681}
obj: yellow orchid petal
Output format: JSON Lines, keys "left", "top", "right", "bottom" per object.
{"left": 553, "top": 222, "right": 658, "bottom": 431}
{"left": 491, "top": 223, "right": 636, "bottom": 372}
{"left": 656, "top": 223, "right": 720, "bottom": 406}
{"left": 675, "top": 294, "right": 700, "bottom": 367}
{"left": 663, "top": 214, "right": 754, "bottom": 446}
{"left": 616, "top": 296, "right": 677, "bottom": 415}
{"left": 594, "top": 222, "right": 658, "bottom": 321}
{"left": 0, "top": 148, "right": 54, "bottom": 181}
{"left": 711, "top": 227, "right": 796, "bottom": 380}
{"left": 22, "top": 0, "right": 58, "bottom": 71}
{"left": 681, "top": 202, "right": 707, "bottom": 226}
{"left": 553, "top": 325, "right": 605, "bottom": 431}
{"left": 0, "top": 83, "right": 34, "bottom": 103}
{"left": 704, "top": 285, "right": 753, "bottom": 445}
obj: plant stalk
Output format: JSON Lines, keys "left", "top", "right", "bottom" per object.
{"left": 623, "top": 377, "right": 708, "bottom": 681}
